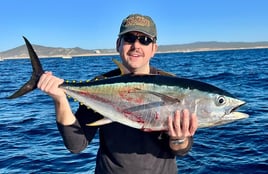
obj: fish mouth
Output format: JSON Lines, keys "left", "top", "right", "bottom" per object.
{"left": 223, "top": 100, "right": 249, "bottom": 123}
{"left": 217, "top": 100, "right": 249, "bottom": 126}
{"left": 209, "top": 111, "right": 249, "bottom": 128}
{"left": 228, "top": 99, "right": 246, "bottom": 115}
{"left": 226, "top": 111, "right": 249, "bottom": 120}
{"left": 230, "top": 103, "right": 245, "bottom": 114}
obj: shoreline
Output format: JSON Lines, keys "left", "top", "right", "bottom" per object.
{"left": 1, "top": 46, "right": 268, "bottom": 60}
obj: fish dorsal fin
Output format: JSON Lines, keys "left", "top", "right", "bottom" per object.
{"left": 112, "top": 59, "right": 130, "bottom": 75}
{"left": 86, "top": 118, "right": 113, "bottom": 126}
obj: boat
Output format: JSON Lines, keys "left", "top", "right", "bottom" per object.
{"left": 62, "top": 55, "right": 72, "bottom": 59}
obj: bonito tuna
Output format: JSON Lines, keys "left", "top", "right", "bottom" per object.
{"left": 8, "top": 37, "right": 249, "bottom": 131}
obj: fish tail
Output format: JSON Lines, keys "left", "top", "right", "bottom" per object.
{"left": 7, "top": 37, "right": 44, "bottom": 99}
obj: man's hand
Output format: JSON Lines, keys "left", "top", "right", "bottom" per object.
{"left": 168, "top": 109, "right": 198, "bottom": 138}
{"left": 168, "top": 109, "right": 198, "bottom": 151}
{"left": 37, "top": 72, "right": 65, "bottom": 101}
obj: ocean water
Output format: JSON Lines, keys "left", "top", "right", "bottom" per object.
{"left": 0, "top": 49, "right": 267, "bottom": 173}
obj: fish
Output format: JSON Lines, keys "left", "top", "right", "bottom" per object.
{"left": 8, "top": 37, "right": 249, "bottom": 131}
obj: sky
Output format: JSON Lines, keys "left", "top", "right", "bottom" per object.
{"left": 1, "top": 0, "right": 268, "bottom": 52}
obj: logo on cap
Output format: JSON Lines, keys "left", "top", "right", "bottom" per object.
{"left": 124, "top": 15, "right": 151, "bottom": 27}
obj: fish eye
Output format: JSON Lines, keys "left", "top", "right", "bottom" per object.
{"left": 216, "top": 96, "right": 226, "bottom": 106}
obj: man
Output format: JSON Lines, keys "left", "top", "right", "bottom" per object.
{"left": 38, "top": 14, "right": 198, "bottom": 174}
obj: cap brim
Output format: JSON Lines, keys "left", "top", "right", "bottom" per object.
{"left": 119, "top": 28, "right": 155, "bottom": 38}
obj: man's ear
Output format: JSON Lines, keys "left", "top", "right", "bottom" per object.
{"left": 116, "top": 38, "right": 121, "bottom": 52}
{"left": 151, "top": 43, "right": 158, "bottom": 57}
{"left": 154, "top": 43, "right": 158, "bottom": 52}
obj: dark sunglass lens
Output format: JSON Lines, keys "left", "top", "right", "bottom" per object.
{"left": 123, "top": 34, "right": 136, "bottom": 43}
{"left": 138, "top": 36, "right": 153, "bottom": 45}
{"left": 123, "top": 34, "right": 153, "bottom": 45}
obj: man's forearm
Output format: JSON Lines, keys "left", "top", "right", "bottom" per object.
{"left": 54, "top": 97, "right": 76, "bottom": 125}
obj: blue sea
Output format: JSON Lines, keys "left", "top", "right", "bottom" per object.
{"left": 0, "top": 49, "right": 267, "bottom": 173}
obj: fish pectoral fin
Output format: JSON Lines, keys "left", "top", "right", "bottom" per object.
{"left": 86, "top": 118, "right": 113, "bottom": 126}
{"left": 134, "top": 88, "right": 180, "bottom": 104}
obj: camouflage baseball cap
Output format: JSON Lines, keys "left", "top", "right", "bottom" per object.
{"left": 119, "top": 14, "right": 157, "bottom": 39}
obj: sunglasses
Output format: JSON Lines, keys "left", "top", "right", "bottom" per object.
{"left": 122, "top": 33, "right": 155, "bottom": 46}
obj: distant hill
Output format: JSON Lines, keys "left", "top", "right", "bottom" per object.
{"left": 1, "top": 41, "right": 268, "bottom": 59}
{"left": 0, "top": 44, "right": 115, "bottom": 59}
{"left": 157, "top": 41, "right": 268, "bottom": 52}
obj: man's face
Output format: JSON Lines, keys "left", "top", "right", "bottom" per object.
{"left": 116, "top": 31, "right": 158, "bottom": 74}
